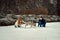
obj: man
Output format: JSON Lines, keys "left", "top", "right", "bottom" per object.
{"left": 38, "top": 16, "right": 46, "bottom": 27}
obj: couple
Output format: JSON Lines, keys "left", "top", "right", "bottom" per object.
{"left": 38, "top": 16, "right": 46, "bottom": 27}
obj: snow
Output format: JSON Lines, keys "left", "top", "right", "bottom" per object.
{"left": 0, "top": 22, "right": 60, "bottom": 40}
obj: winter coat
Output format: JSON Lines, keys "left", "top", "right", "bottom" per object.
{"left": 38, "top": 19, "right": 46, "bottom": 25}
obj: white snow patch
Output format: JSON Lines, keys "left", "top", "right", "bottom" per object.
{"left": 0, "top": 22, "right": 60, "bottom": 40}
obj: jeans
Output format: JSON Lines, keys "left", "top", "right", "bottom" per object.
{"left": 38, "top": 22, "right": 46, "bottom": 27}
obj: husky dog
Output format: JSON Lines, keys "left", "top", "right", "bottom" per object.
{"left": 25, "top": 20, "right": 36, "bottom": 28}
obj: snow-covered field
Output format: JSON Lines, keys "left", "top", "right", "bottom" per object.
{"left": 0, "top": 22, "right": 60, "bottom": 40}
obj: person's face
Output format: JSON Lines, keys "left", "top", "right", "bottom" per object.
{"left": 40, "top": 18, "right": 42, "bottom": 20}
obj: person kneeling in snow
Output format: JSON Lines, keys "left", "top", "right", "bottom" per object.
{"left": 15, "top": 18, "right": 24, "bottom": 28}
{"left": 38, "top": 16, "right": 46, "bottom": 27}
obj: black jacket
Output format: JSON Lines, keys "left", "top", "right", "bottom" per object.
{"left": 38, "top": 19, "right": 46, "bottom": 24}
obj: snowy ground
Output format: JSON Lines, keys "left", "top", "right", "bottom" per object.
{"left": 0, "top": 22, "right": 60, "bottom": 40}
